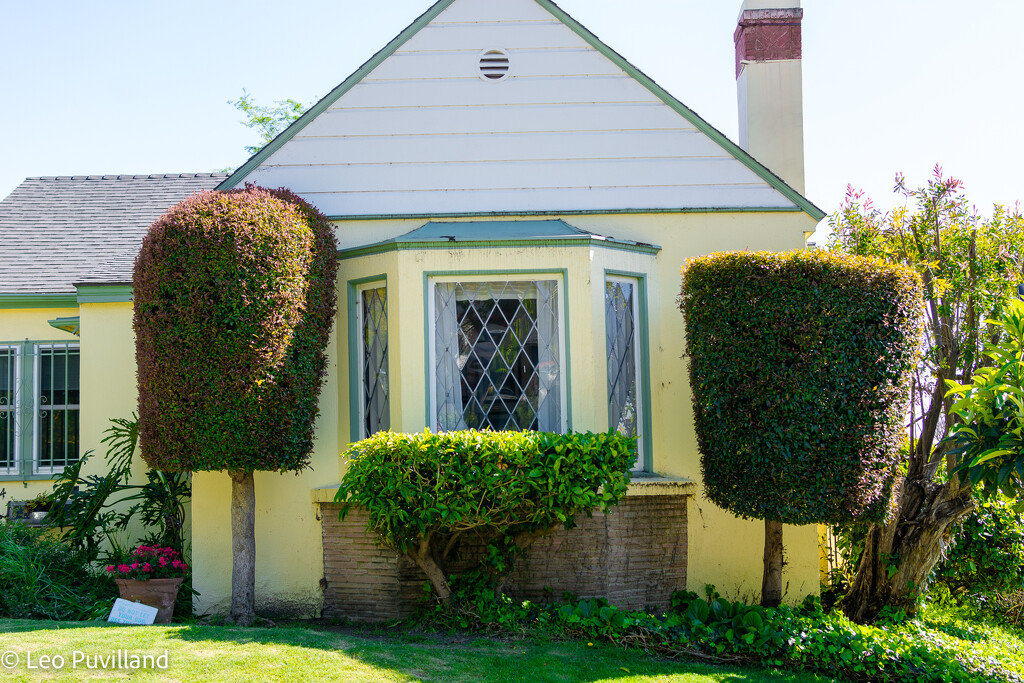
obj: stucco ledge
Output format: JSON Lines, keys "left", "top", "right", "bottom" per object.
{"left": 311, "top": 476, "right": 695, "bottom": 505}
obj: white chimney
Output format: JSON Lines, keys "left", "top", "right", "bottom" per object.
{"left": 735, "top": 0, "right": 805, "bottom": 194}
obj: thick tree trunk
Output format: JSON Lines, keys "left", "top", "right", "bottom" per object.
{"left": 410, "top": 534, "right": 452, "bottom": 607}
{"left": 842, "top": 475, "right": 974, "bottom": 624}
{"left": 761, "top": 520, "right": 784, "bottom": 608}
{"left": 229, "top": 470, "right": 256, "bottom": 626}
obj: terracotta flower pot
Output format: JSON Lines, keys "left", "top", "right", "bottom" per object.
{"left": 115, "top": 578, "right": 183, "bottom": 624}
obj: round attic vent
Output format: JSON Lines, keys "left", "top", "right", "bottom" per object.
{"left": 479, "top": 50, "right": 510, "bottom": 81}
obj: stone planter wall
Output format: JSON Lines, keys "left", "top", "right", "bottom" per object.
{"left": 320, "top": 493, "right": 688, "bottom": 621}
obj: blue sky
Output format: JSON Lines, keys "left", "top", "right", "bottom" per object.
{"left": 3, "top": 0, "right": 1021, "bottom": 234}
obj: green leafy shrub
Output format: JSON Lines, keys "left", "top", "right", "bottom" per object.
{"left": 934, "top": 497, "right": 1024, "bottom": 595}
{"left": 680, "top": 250, "right": 923, "bottom": 524}
{"left": 0, "top": 522, "right": 114, "bottom": 620}
{"left": 48, "top": 415, "right": 190, "bottom": 562}
{"left": 335, "top": 430, "right": 634, "bottom": 605}
{"left": 947, "top": 299, "right": 1024, "bottom": 498}
{"left": 133, "top": 185, "right": 338, "bottom": 472}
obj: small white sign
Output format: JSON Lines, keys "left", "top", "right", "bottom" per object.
{"left": 107, "top": 598, "right": 158, "bottom": 625}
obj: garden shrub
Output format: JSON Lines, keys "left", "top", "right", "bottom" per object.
{"left": 934, "top": 497, "right": 1024, "bottom": 595}
{"left": 0, "top": 521, "right": 114, "bottom": 620}
{"left": 335, "top": 430, "right": 634, "bottom": 604}
{"left": 133, "top": 186, "right": 338, "bottom": 472}
{"left": 680, "top": 250, "right": 923, "bottom": 524}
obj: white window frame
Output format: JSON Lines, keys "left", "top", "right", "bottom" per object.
{"left": 0, "top": 344, "right": 19, "bottom": 477}
{"left": 427, "top": 274, "right": 568, "bottom": 434}
{"left": 355, "top": 281, "right": 389, "bottom": 439}
{"left": 606, "top": 275, "right": 644, "bottom": 471}
{"left": 32, "top": 342, "right": 80, "bottom": 476}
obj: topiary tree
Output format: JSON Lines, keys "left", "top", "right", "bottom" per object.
{"left": 680, "top": 249, "right": 922, "bottom": 607}
{"left": 334, "top": 430, "right": 635, "bottom": 606}
{"left": 133, "top": 186, "right": 337, "bottom": 625}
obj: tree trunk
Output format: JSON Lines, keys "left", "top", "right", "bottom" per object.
{"left": 761, "top": 520, "right": 784, "bottom": 608}
{"left": 229, "top": 470, "right": 256, "bottom": 626}
{"left": 842, "top": 475, "right": 974, "bottom": 624}
{"left": 409, "top": 534, "right": 452, "bottom": 607}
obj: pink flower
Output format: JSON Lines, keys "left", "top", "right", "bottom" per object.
{"left": 106, "top": 566, "right": 115, "bottom": 573}
{"left": 118, "top": 564, "right": 130, "bottom": 572}
{"left": 159, "top": 557, "right": 168, "bottom": 566}
{"left": 131, "top": 562, "right": 139, "bottom": 570}
{"left": 143, "top": 563, "right": 153, "bottom": 572}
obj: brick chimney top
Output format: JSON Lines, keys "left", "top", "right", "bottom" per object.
{"left": 734, "top": 3, "right": 803, "bottom": 77}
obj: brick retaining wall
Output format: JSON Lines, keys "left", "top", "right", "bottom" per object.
{"left": 320, "top": 494, "right": 688, "bottom": 621}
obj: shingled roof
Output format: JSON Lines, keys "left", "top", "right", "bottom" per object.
{"left": 0, "top": 174, "right": 228, "bottom": 294}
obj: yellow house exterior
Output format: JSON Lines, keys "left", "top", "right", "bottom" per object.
{"left": 1, "top": 0, "right": 825, "bottom": 618}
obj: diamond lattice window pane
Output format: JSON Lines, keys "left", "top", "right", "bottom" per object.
{"left": 606, "top": 281, "right": 639, "bottom": 446}
{"left": 435, "top": 280, "right": 560, "bottom": 432}
{"left": 361, "top": 287, "right": 390, "bottom": 436}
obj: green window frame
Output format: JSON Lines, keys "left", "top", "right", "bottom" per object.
{"left": 0, "top": 340, "right": 80, "bottom": 480}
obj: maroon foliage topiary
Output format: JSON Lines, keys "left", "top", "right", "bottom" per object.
{"left": 133, "top": 185, "right": 338, "bottom": 473}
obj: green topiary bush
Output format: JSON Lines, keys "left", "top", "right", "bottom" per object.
{"left": 133, "top": 186, "right": 338, "bottom": 473}
{"left": 335, "top": 429, "right": 634, "bottom": 605}
{"left": 680, "top": 250, "right": 923, "bottom": 525}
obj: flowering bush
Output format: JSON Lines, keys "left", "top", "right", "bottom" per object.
{"left": 105, "top": 545, "right": 188, "bottom": 581}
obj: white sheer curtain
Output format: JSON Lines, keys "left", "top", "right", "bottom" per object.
{"left": 535, "top": 280, "right": 560, "bottom": 432}
{"left": 434, "top": 282, "right": 466, "bottom": 430}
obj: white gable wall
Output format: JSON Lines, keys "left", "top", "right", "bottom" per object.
{"left": 244, "top": 0, "right": 799, "bottom": 218}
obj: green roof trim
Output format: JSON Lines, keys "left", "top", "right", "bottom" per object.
{"left": 534, "top": 0, "right": 824, "bottom": 223}
{"left": 0, "top": 294, "right": 78, "bottom": 310}
{"left": 76, "top": 285, "right": 133, "bottom": 304}
{"left": 217, "top": 0, "right": 459, "bottom": 191}
{"left": 219, "top": 0, "right": 825, "bottom": 223}
{"left": 329, "top": 206, "right": 809, "bottom": 222}
{"left": 47, "top": 316, "right": 81, "bottom": 336}
{"left": 340, "top": 220, "right": 661, "bottom": 259}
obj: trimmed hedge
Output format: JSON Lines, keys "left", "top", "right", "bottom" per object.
{"left": 335, "top": 430, "right": 634, "bottom": 598}
{"left": 133, "top": 186, "right": 338, "bottom": 472}
{"left": 680, "top": 250, "right": 922, "bottom": 524}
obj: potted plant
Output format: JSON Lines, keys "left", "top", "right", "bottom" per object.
{"left": 106, "top": 545, "right": 188, "bottom": 623}
{"left": 23, "top": 493, "right": 52, "bottom": 524}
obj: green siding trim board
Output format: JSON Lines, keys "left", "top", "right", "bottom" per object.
{"left": 329, "top": 206, "right": 810, "bottom": 222}
{"left": 0, "top": 294, "right": 78, "bottom": 310}
{"left": 76, "top": 285, "right": 133, "bottom": 304}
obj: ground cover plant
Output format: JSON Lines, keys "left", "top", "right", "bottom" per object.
{"left": 0, "top": 618, "right": 842, "bottom": 683}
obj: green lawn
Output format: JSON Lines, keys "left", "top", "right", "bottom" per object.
{"left": 0, "top": 620, "right": 842, "bottom": 683}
